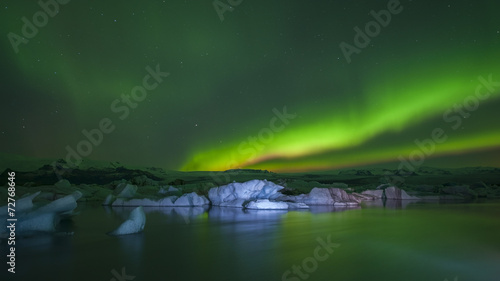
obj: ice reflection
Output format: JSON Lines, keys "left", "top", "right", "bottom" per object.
{"left": 152, "top": 206, "right": 208, "bottom": 224}
{"left": 362, "top": 199, "right": 422, "bottom": 209}
{"left": 384, "top": 199, "right": 421, "bottom": 209}
{"left": 308, "top": 205, "right": 361, "bottom": 213}
{"left": 115, "top": 231, "right": 145, "bottom": 265}
{"left": 208, "top": 206, "right": 289, "bottom": 222}
{"left": 108, "top": 205, "right": 209, "bottom": 224}
{"left": 3, "top": 201, "right": 499, "bottom": 281}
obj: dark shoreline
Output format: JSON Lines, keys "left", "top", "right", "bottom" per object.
{"left": 1, "top": 165, "right": 499, "bottom": 204}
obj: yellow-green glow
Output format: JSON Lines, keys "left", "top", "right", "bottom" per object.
{"left": 182, "top": 57, "right": 500, "bottom": 172}
{"left": 248, "top": 131, "right": 500, "bottom": 172}
{"left": 2, "top": 1, "right": 499, "bottom": 171}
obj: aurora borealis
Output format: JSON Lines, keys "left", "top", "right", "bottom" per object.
{"left": 1, "top": 0, "right": 499, "bottom": 172}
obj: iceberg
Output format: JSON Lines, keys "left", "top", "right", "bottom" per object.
{"left": 208, "top": 179, "right": 284, "bottom": 207}
{"left": 158, "top": 196, "right": 178, "bottom": 206}
{"left": 286, "top": 202, "right": 310, "bottom": 209}
{"left": 158, "top": 185, "right": 179, "bottom": 195}
{"left": 361, "top": 189, "right": 384, "bottom": 199}
{"left": 243, "top": 199, "right": 309, "bottom": 210}
{"left": 36, "top": 191, "right": 81, "bottom": 215}
{"left": 0, "top": 191, "right": 81, "bottom": 236}
{"left": 245, "top": 199, "right": 289, "bottom": 210}
{"left": 108, "top": 206, "right": 146, "bottom": 236}
{"left": 17, "top": 212, "right": 59, "bottom": 233}
{"left": 304, "top": 188, "right": 360, "bottom": 206}
{"left": 173, "top": 192, "right": 210, "bottom": 206}
{"left": 114, "top": 183, "right": 138, "bottom": 198}
{"left": 109, "top": 193, "right": 209, "bottom": 207}
{"left": 0, "top": 191, "right": 40, "bottom": 215}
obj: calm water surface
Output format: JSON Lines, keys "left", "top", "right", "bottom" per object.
{"left": 2, "top": 200, "right": 499, "bottom": 281}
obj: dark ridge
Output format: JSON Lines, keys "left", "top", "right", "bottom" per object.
{"left": 0, "top": 165, "right": 163, "bottom": 186}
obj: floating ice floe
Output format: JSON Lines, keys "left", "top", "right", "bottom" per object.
{"left": 245, "top": 199, "right": 289, "bottom": 210}
{"left": 114, "top": 183, "right": 138, "bottom": 198}
{"left": 208, "top": 179, "right": 284, "bottom": 208}
{"left": 168, "top": 186, "right": 180, "bottom": 192}
{"left": 158, "top": 185, "right": 179, "bottom": 195}
{"left": 286, "top": 202, "right": 310, "bottom": 209}
{"left": 102, "top": 183, "right": 137, "bottom": 205}
{"left": 0, "top": 191, "right": 40, "bottom": 215}
{"left": 108, "top": 206, "right": 146, "bottom": 236}
{"left": 106, "top": 192, "right": 209, "bottom": 207}
{"left": 304, "top": 188, "right": 360, "bottom": 206}
{"left": 174, "top": 192, "right": 210, "bottom": 206}
{"left": 0, "top": 191, "right": 82, "bottom": 237}
{"left": 361, "top": 189, "right": 384, "bottom": 199}
{"left": 244, "top": 199, "right": 310, "bottom": 210}
{"left": 17, "top": 212, "right": 59, "bottom": 233}
{"left": 36, "top": 191, "right": 82, "bottom": 216}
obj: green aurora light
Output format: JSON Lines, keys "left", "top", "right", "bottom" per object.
{"left": 1, "top": 0, "right": 499, "bottom": 172}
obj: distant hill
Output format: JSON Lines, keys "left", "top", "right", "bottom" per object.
{"left": 0, "top": 152, "right": 153, "bottom": 174}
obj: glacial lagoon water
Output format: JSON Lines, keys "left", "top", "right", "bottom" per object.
{"left": 1, "top": 200, "right": 499, "bottom": 281}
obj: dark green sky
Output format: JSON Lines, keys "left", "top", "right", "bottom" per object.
{"left": 1, "top": 0, "right": 499, "bottom": 172}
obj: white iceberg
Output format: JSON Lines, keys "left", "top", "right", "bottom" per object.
{"left": 286, "top": 202, "right": 310, "bottom": 209}
{"left": 361, "top": 189, "right": 384, "bottom": 199}
{"left": 158, "top": 196, "right": 178, "bottom": 206}
{"left": 36, "top": 191, "right": 81, "bottom": 215}
{"left": 208, "top": 179, "right": 284, "bottom": 207}
{"left": 108, "top": 206, "right": 146, "bottom": 235}
{"left": 114, "top": 183, "right": 138, "bottom": 198}
{"left": 103, "top": 183, "right": 138, "bottom": 206}
{"left": 304, "top": 188, "right": 360, "bottom": 206}
{"left": 244, "top": 199, "right": 309, "bottom": 210}
{"left": 0, "top": 191, "right": 40, "bottom": 215}
{"left": 103, "top": 194, "right": 115, "bottom": 206}
{"left": 158, "top": 186, "right": 179, "bottom": 195}
{"left": 0, "top": 191, "right": 81, "bottom": 236}
{"left": 168, "top": 186, "right": 179, "bottom": 192}
{"left": 109, "top": 193, "right": 209, "bottom": 207}
{"left": 17, "top": 212, "right": 59, "bottom": 233}
{"left": 173, "top": 192, "right": 210, "bottom": 206}
{"left": 245, "top": 199, "right": 289, "bottom": 210}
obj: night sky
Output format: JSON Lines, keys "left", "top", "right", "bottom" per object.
{"left": 1, "top": 0, "right": 499, "bottom": 172}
